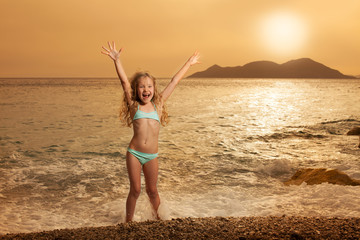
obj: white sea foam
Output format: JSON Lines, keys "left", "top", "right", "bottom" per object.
{"left": 256, "top": 159, "right": 293, "bottom": 177}
{"left": 1, "top": 178, "right": 360, "bottom": 234}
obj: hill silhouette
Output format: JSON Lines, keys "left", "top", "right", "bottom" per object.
{"left": 188, "top": 58, "right": 355, "bottom": 79}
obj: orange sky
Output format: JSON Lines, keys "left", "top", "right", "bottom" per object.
{"left": 1, "top": 0, "right": 359, "bottom": 78}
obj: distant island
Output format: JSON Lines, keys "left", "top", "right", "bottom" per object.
{"left": 188, "top": 58, "right": 356, "bottom": 79}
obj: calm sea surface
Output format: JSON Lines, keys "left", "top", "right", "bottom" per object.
{"left": 1, "top": 78, "right": 359, "bottom": 234}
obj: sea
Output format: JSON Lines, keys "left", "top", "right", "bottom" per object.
{"left": 0, "top": 78, "right": 359, "bottom": 234}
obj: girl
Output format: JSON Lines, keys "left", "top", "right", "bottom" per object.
{"left": 101, "top": 42, "right": 200, "bottom": 222}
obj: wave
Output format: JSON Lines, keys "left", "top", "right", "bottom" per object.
{"left": 311, "top": 118, "right": 360, "bottom": 135}
{"left": 320, "top": 118, "right": 360, "bottom": 125}
{"left": 83, "top": 151, "right": 124, "bottom": 158}
{"left": 248, "top": 131, "right": 326, "bottom": 141}
{"left": 248, "top": 118, "right": 360, "bottom": 142}
{"left": 256, "top": 159, "right": 293, "bottom": 178}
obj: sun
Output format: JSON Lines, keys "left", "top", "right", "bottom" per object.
{"left": 259, "top": 11, "right": 308, "bottom": 55}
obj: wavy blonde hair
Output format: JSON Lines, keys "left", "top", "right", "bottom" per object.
{"left": 119, "top": 72, "right": 169, "bottom": 127}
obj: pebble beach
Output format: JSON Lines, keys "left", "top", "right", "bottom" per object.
{"left": 1, "top": 216, "right": 359, "bottom": 240}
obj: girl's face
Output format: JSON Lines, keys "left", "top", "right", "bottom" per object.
{"left": 137, "top": 76, "right": 154, "bottom": 104}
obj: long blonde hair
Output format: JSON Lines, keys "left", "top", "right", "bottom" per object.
{"left": 119, "top": 72, "right": 169, "bottom": 127}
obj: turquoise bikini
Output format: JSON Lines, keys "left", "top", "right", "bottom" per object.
{"left": 127, "top": 148, "right": 158, "bottom": 165}
{"left": 133, "top": 103, "right": 160, "bottom": 122}
{"left": 128, "top": 103, "right": 160, "bottom": 165}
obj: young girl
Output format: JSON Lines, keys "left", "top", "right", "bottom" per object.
{"left": 101, "top": 42, "right": 200, "bottom": 222}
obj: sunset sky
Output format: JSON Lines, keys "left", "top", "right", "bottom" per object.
{"left": 1, "top": 0, "right": 359, "bottom": 78}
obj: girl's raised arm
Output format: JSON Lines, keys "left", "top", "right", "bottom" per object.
{"left": 161, "top": 51, "right": 200, "bottom": 102}
{"left": 102, "top": 41, "right": 133, "bottom": 105}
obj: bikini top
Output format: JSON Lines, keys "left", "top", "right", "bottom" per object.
{"left": 133, "top": 103, "right": 160, "bottom": 122}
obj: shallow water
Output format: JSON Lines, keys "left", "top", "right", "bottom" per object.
{"left": 0, "top": 78, "right": 360, "bottom": 234}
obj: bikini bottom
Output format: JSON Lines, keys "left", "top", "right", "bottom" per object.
{"left": 127, "top": 148, "right": 158, "bottom": 165}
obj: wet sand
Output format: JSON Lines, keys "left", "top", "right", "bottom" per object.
{"left": 1, "top": 216, "right": 359, "bottom": 239}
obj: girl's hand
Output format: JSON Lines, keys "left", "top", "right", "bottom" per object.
{"left": 101, "top": 41, "right": 122, "bottom": 61}
{"left": 188, "top": 51, "right": 200, "bottom": 66}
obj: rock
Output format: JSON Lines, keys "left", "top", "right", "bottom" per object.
{"left": 347, "top": 127, "right": 360, "bottom": 148}
{"left": 347, "top": 127, "right": 360, "bottom": 135}
{"left": 284, "top": 168, "right": 360, "bottom": 186}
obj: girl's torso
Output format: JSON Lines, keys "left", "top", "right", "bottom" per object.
{"left": 128, "top": 102, "right": 162, "bottom": 154}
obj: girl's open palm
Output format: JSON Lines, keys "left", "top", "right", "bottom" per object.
{"left": 188, "top": 51, "right": 200, "bottom": 66}
{"left": 101, "top": 41, "right": 122, "bottom": 61}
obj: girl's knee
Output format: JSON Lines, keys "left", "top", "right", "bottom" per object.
{"left": 146, "top": 185, "right": 158, "bottom": 198}
{"left": 130, "top": 185, "right": 141, "bottom": 198}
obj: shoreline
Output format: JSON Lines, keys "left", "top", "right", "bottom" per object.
{"left": 1, "top": 216, "right": 359, "bottom": 239}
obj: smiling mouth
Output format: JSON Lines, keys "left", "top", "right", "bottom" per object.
{"left": 142, "top": 93, "right": 151, "bottom": 99}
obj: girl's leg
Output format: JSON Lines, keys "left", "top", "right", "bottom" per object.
{"left": 143, "top": 158, "right": 160, "bottom": 219}
{"left": 125, "top": 151, "right": 142, "bottom": 222}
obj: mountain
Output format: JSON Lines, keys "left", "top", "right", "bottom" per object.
{"left": 188, "top": 58, "right": 355, "bottom": 79}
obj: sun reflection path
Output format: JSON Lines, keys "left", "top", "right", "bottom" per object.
{"left": 235, "top": 81, "right": 304, "bottom": 137}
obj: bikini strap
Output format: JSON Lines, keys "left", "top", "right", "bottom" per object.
{"left": 137, "top": 102, "right": 156, "bottom": 111}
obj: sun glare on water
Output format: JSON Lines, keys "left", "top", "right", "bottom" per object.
{"left": 259, "top": 11, "right": 308, "bottom": 55}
